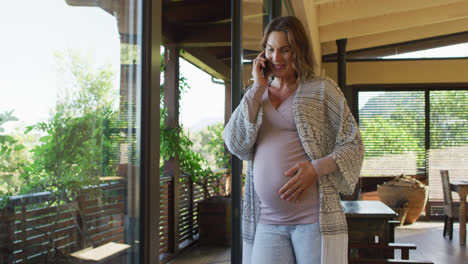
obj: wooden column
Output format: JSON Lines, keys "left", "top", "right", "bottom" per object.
{"left": 141, "top": 0, "right": 162, "bottom": 262}
{"left": 268, "top": 0, "right": 282, "bottom": 21}
{"left": 231, "top": 0, "right": 243, "bottom": 262}
{"left": 224, "top": 81, "right": 232, "bottom": 125}
{"left": 336, "top": 39, "right": 347, "bottom": 93}
{"left": 77, "top": 194, "right": 88, "bottom": 249}
{"left": 337, "top": 39, "right": 354, "bottom": 115}
{"left": 163, "top": 46, "right": 181, "bottom": 254}
{"left": 0, "top": 204, "right": 14, "bottom": 263}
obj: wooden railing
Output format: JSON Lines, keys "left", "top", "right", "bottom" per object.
{"left": 0, "top": 182, "right": 125, "bottom": 263}
{"left": 0, "top": 171, "right": 226, "bottom": 264}
{"left": 159, "top": 174, "right": 220, "bottom": 263}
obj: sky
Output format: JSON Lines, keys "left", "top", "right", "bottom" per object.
{"left": 383, "top": 43, "right": 468, "bottom": 59}
{"left": 0, "top": 0, "right": 224, "bottom": 134}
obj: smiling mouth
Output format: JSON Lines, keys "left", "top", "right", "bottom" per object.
{"left": 273, "top": 64, "right": 284, "bottom": 70}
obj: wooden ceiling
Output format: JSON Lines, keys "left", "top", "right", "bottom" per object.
{"left": 163, "top": 0, "right": 468, "bottom": 80}
{"left": 67, "top": 0, "right": 468, "bottom": 80}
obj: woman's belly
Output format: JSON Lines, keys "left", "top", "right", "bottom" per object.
{"left": 253, "top": 130, "right": 319, "bottom": 223}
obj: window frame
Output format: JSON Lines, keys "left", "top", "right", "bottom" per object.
{"left": 351, "top": 83, "right": 468, "bottom": 217}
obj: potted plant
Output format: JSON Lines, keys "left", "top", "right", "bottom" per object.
{"left": 194, "top": 122, "right": 232, "bottom": 246}
{"left": 160, "top": 119, "right": 231, "bottom": 245}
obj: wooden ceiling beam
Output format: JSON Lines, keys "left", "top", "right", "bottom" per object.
{"left": 318, "top": 0, "right": 466, "bottom": 26}
{"left": 292, "top": 0, "right": 322, "bottom": 75}
{"left": 172, "top": 21, "right": 262, "bottom": 47}
{"left": 164, "top": 1, "right": 262, "bottom": 25}
{"left": 314, "top": 0, "right": 340, "bottom": 4}
{"left": 320, "top": 1, "right": 468, "bottom": 42}
{"left": 163, "top": 0, "right": 230, "bottom": 25}
{"left": 321, "top": 17, "right": 468, "bottom": 55}
{"left": 181, "top": 23, "right": 231, "bottom": 44}
{"left": 322, "top": 32, "right": 468, "bottom": 60}
{"left": 243, "top": 2, "right": 265, "bottom": 17}
{"left": 181, "top": 48, "right": 231, "bottom": 81}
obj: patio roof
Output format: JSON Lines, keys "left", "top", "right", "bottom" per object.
{"left": 67, "top": 0, "right": 468, "bottom": 81}
{"left": 161, "top": 0, "right": 468, "bottom": 80}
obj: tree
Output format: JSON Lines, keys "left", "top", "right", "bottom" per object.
{"left": 0, "top": 111, "right": 27, "bottom": 201}
{"left": 360, "top": 90, "right": 468, "bottom": 175}
{"left": 21, "top": 51, "right": 119, "bottom": 196}
{"left": 1, "top": 50, "right": 122, "bottom": 261}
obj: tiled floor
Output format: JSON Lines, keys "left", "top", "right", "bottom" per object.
{"left": 169, "top": 221, "right": 468, "bottom": 264}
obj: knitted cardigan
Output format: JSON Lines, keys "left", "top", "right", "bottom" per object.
{"left": 223, "top": 76, "right": 364, "bottom": 264}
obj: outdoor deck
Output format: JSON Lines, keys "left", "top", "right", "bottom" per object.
{"left": 168, "top": 221, "right": 467, "bottom": 264}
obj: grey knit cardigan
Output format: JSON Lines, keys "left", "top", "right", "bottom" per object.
{"left": 223, "top": 76, "right": 364, "bottom": 264}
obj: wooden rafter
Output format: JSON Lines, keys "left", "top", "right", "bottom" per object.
{"left": 318, "top": 0, "right": 466, "bottom": 26}
{"left": 181, "top": 48, "right": 231, "bottom": 81}
{"left": 291, "top": 0, "right": 322, "bottom": 75}
{"left": 319, "top": 1, "right": 468, "bottom": 42}
{"left": 323, "top": 31, "right": 468, "bottom": 60}
{"left": 321, "top": 17, "right": 468, "bottom": 55}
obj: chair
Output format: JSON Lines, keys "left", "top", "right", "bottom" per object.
{"left": 440, "top": 170, "right": 458, "bottom": 240}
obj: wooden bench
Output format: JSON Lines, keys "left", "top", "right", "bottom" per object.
{"left": 349, "top": 242, "right": 433, "bottom": 264}
{"left": 350, "top": 258, "right": 434, "bottom": 264}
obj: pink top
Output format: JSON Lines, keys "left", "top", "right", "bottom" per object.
{"left": 252, "top": 88, "right": 319, "bottom": 224}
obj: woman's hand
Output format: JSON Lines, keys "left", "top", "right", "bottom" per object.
{"left": 252, "top": 50, "right": 271, "bottom": 89}
{"left": 279, "top": 161, "right": 318, "bottom": 202}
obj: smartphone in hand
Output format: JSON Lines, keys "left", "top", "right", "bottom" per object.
{"left": 261, "top": 52, "right": 269, "bottom": 78}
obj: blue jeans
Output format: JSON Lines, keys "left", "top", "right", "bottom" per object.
{"left": 251, "top": 223, "right": 321, "bottom": 264}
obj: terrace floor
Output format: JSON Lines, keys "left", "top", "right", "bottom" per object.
{"left": 168, "top": 221, "right": 467, "bottom": 264}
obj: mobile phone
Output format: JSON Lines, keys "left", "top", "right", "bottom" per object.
{"left": 261, "top": 52, "right": 269, "bottom": 78}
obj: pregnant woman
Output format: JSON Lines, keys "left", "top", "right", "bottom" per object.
{"left": 223, "top": 16, "right": 364, "bottom": 264}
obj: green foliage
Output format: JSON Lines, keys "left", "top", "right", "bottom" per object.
{"left": 205, "top": 122, "right": 230, "bottom": 170}
{"left": 159, "top": 53, "right": 226, "bottom": 197}
{"left": 362, "top": 116, "right": 422, "bottom": 156}
{"left": 18, "top": 51, "right": 119, "bottom": 201}
{"left": 430, "top": 90, "right": 468, "bottom": 148}
{"left": 360, "top": 90, "right": 468, "bottom": 172}
{"left": 0, "top": 111, "right": 28, "bottom": 202}
{"left": 187, "top": 122, "right": 230, "bottom": 171}
{"left": 160, "top": 110, "right": 210, "bottom": 178}
{"left": 121, "top": 43, "right": 140, "bottom": 65}
{"left": 0, "top": 50, "right": 123, "bottom": 261}
{"left": 0, "top": 110, "right": 18, "bottom": 133}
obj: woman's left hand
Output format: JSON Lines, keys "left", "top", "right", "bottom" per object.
{"left": 279, "top": 161, "right": 318, "bottom": 202}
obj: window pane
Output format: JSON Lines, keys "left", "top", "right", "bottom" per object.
{"left": 358, "top": 91, "right": 426, "bottom": 177}
{"left": 428, "top": 90, "right": 468, "bottom": 202}
{"left": 0, "top": 1, "right": 142, "bottom": 263}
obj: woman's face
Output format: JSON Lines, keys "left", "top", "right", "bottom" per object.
{"left": 265, "top": 31, "right": 296, "bottom": 79}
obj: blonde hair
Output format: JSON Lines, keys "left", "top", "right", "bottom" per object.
{"left": 261, "top": 16, "right": 315, "bottom": 83}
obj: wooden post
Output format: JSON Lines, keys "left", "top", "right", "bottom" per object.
{"left": 163, "top": 46, "right": 181, "bottom": 254}
{"left": 336, "top": 39, "right": 347, "bottom": 93}
{"left": 231, "top": 0, "right": 243, "bottom": 262}
{"left": 77, "top": 194, "right": 88, "bottom": 249}
{"left": 337, "top": 38, "right": 354, "bottom": 113}
{"left": 268, "top": 0, "right": 282, "bottom": 22}
{"left": 188, "top": 178, "right": 194, "bottom": 238}
{"left": 140, "top": 0, "right": 162, "bottom": 262}
{"left": 0, "top": 203, "right": 14, "bottom": 263}
{"left": 224, "top": 81, "right": 232, "bottom": 125}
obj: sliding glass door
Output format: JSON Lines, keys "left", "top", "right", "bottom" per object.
{"left": 0, "top": 1, "right": 144, "bottom": 262}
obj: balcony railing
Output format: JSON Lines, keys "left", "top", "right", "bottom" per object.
{"left": 0, "top": 171, "right": 227, "bottom": 263}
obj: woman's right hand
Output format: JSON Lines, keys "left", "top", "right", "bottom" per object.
{"left": 252, "top": 50, "right": 270, "bottom": 89}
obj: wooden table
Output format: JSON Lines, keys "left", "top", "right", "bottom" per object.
{"left": 342, "top": 201, "right": 397, "bottom": 245}
{"left": 450, "top": 180, "right": 468, "bottom": 245}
